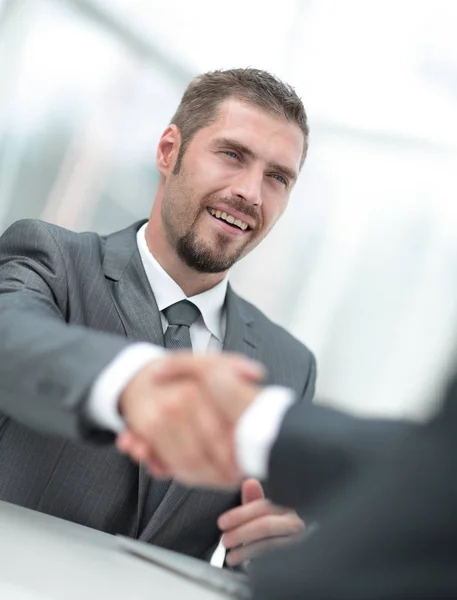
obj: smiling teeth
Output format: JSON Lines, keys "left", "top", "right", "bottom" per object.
{"left": 209, "top": 208, "right": 248, "bottom": 230}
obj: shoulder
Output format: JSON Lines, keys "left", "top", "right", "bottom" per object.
{"left": 235, "top": 293, "right": 317, "bottom": 401}
{"left": 236, "top": 293, "right": 314, "bottom": 365}
{"left": 1, "top": 218, "right": 105, "bottom": 257}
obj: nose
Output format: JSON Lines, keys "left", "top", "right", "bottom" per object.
{"left": 229, "top": 167, "right": 263, "bottom": 206}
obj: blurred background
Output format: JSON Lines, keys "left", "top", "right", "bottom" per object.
{"left": 1, "top": 0, "right": 456, "bottom": 420}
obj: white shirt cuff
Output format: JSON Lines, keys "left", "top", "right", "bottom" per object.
{"left": 85, "top": 343, "right": 165, "bottom": 433}
{"left": 235, "top": 386, "right": 296, "bottom": 479}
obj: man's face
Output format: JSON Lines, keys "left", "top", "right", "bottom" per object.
{"left": 158, "top": 99, "right": 304, "bottom": 273}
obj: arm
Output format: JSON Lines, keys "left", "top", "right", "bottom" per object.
{"left": 251, "top": 417, "right": 440, "bottom": 600}
{"left": 236, "top": 347, "right": 409, "bottom": 512}
{"left": 0, "top": 220, "right": 131, "bottom": 440}
{"left": 266, "top": 401, "right": 412, "bottom": 513}
{"left": 256, "top": 349, "right": 316, "bottom": 498}
{"left": 223, "top": 383, "right": 412, "bottom": 567}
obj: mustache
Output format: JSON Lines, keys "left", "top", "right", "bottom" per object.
{"left": 204, "top": 195, "right": 260, "bottom": 226}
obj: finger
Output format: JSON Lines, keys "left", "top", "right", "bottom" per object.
{"left": 203, "top": 354, "right": 266, "bottom": 382}
{"left": 116, "top": 430, "right": 134, "bottom": 453}
{"left": 154, "top": 353, "right": 265, "bottom": 384}
{"left": 231, "top": 359, "right": 267, "bottom": 382}
{"left": 140, "top": 442, "right": 173, "bottom": 477}
{"left": 221, "top": 513, "right": 305, "bottom": 549}
{"left": 117, "top": 431, "right": 171, "bottom": 477}
{"left": 177, "top": 469, "right": 241, "bottom": 489}
{"left": 225, "top": 535, "right": 299, "bottom": 566}
{"left": 204, "top": 368, "right": 261, "bottom": 423}
{"left": 218, "top": 499, "right": 287, "bottom": 531}
{"left": 145, "top": 459, "right": 172, "bottom": 479}
{"left": 116, "top": 431, "right": 149, "bottom": 463}
{"left": 241, "top": 479, "right": 265, "bottom": 505}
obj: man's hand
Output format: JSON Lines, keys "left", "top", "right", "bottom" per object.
{"left": 153, "top": 354, "right": 261, "bottom": 425}
{"left": 116, "top": 355, "right": 304, "bottom": 565}
{"left": 116, "top": 352, "right": 264, "bottom": 487}
{"left": 218, "top": 479, "right": 305, "bottom": 566}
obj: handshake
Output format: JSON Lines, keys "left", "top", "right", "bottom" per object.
{"left": 116, "top": 352, "right": 305, "bottom": 567}
{"left": 116, "top": 352, "right": 265, "bottom": 488}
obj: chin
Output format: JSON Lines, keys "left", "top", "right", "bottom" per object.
{"left": 191, "top": 250, "right": 240, "bottom": 274}
{"left": 177, "top": 227, "right": 247, "bottom": 273}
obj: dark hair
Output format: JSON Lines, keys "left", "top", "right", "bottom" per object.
{"left": 170, "top": 68, "right": 309, "bottom": 173}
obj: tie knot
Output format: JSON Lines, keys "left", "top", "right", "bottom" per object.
{"left": 163, "top": 300, "right": 201, "bottom": 328}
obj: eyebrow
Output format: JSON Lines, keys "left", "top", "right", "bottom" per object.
{"left": 214, "top": 137, "right": 298, "bottom": 183}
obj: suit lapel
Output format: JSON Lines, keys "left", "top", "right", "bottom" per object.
{"left": 139, "top": 285, "right": 259, "bottom": 542}
{"left": 103, "top": 221, "right": 167, "bottom": 535}
{"left": 103, "top": 220, "right": 164, "bottom": 347}
{"left": 104, "top": 228, "right": 260, "bottom": 541}
{"left": 222, "top": 284, "right": 258, "bottom": 358}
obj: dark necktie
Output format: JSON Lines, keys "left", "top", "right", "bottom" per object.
{"left": 162, "top": 300, "right": 201, "bottom": 351}
{"left": 140, "top": 300, "right": 201, "bottom": 528}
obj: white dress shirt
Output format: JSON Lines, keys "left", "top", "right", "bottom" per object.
{"left": 86, "top": 224, "right": 294, "bottom": 479}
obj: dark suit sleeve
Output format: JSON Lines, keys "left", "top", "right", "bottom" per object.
{"left": 251, "top": 416, "right": 452, "bottom": 600}
{"left": 250, "top": 376, "right": 457, "bottom": 599}
{"left": 0, "top": 220, "right": 130, "bottom": 441}
{"left": 265, "top": 401, "right": 412, "bottom": 514}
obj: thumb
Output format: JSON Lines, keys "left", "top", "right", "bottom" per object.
{"left": 242, "top": 478, "right": 265, "bottom": 504}
{"left": 231, "top": 358, "right": 266, "bottom": 382}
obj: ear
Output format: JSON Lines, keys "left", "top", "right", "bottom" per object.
{"left": 156, "top": 125, "right": 181, "bottom": 177}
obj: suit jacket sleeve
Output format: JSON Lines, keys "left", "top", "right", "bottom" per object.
{"left": 250, "top": 376, "right": 457, "bottom": 600}
{"left": 0, "top": 220, "right": 131, "bottom": 441}
{"left": 251, "top": 409, "right": 451, "bottom": 600}
{"left": 265, "top": 401, "right": 412, "bottom": 514}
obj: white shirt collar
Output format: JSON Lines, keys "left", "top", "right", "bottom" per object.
{"left": 136, "top": 223, "right": 228, "bottom": 342}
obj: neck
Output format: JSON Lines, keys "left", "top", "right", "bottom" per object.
{"left": 144, "top": 220, "right": 227, "bottom": 297}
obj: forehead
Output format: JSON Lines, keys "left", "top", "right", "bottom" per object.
{"left": 195, "top": 99, "right": 304, "bottom": 172}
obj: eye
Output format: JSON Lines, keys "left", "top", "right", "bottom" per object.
{"left": 223, "top": 150, "right": 240, "bottom": 161}
{"left": 270, "top": 173, "right": 288, "bottom": 186}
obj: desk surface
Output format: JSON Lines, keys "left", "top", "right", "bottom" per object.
{"left": 0, "top": 500, "right": 229, "bottom": 600}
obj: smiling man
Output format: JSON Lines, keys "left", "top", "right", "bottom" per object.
{"left": 0, "top": 68, "right": 315, "bottom": 565}
{"left": 147, "top": 87, "right": 304, "bottom": 295}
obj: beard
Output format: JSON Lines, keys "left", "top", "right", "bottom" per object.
{"left": 175, "top": 224, "right": 246, "bottom": 273}
{"left": 162, "top": 188, "right": 259, "bottom": 273}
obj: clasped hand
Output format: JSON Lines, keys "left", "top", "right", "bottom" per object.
{"left": 116, "top": 352, "right": 262, "bottom": 487}
{"left": 115, "top": 352, "right": 304, "bottom": 565}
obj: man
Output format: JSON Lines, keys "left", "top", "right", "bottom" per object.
{"left": 0, "top": 68, "right": 315, "bottom": 563}
{"left": 126, "top": 355, "right": 457, "bottom": 600}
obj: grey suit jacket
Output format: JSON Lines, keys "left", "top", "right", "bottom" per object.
{"left": 0, "top": 218, "right": 316, "bottom": 559}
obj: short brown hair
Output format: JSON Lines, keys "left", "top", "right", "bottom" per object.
{"left": 170, "top": 68, "right": 309, "bottom": 173}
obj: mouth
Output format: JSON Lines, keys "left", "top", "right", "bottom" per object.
{"left": 206, "top": 207, "right": 252, "bottom": 234}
